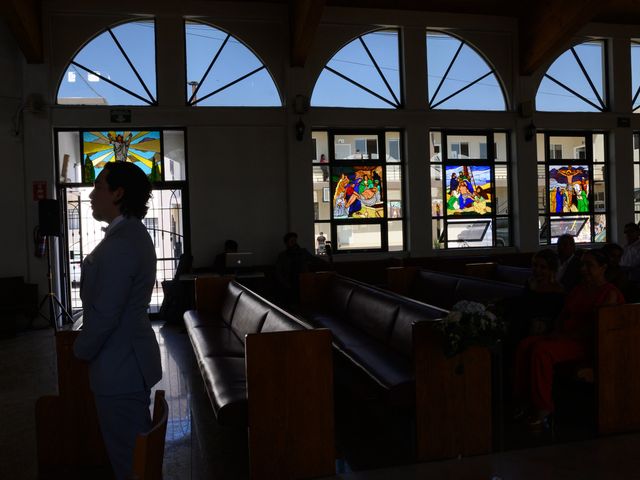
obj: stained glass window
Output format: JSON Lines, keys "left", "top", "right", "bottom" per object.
{"left": 426, "top": 31, "right": 506, "bottom": 111}
{"left": 56, "top": 129, "right": 189, "bottom": 312}
{"left": 57, "top": 130, "right": 188, "bottom": 186}
{"left": 535, "top": 41, "right": 607, "bottom": 112}
{"left": 185, "top": 21, "right": 281, "bottom": 106}
{"left": 311, "top": 30, "right": 401, "bottom": 109}
{"left": 81, "top": 131, "right": 161, "bottom": 182}
{"left": 57, "top": 20, "right": 157, "bottom": 106}
{"left": 537, "top": 132, "right": 607, "bottom": 243}
{"left": 430, "top": 131, "right": 511, "bottom": 249}
{"left": 312, "top": 130, "right": 404, "bottom": 252}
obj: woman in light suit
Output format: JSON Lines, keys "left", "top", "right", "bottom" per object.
{"left": 74, "top": 161, "right": 162, "bottom": 480}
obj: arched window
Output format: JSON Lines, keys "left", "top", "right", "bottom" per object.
{"left": 311, "top": 29, "right": 401, "bottom": 109}
{"left": 185, "top": 21, "right": 281, "bottom": 106}
{"left": 535, "top": 41, "right": 607, "bottom": 112}
{"left": 426, "top": 31, "right": 506, "bottom": 111}
{"left": 57, "top": 20, "right": 157, "bottom": 106}
{"left": 631, "top": 41, "right": 640, "bottom": 112}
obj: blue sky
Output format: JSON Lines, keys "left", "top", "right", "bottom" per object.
{"left": 445, "top": 165, "right": 492, "bottom": 186}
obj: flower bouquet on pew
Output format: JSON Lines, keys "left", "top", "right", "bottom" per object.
{"left": 435, "top": 300, "right": 505, "bottom": 357}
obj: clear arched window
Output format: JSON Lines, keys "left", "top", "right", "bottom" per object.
{"left": 185, "top": 21, "right": 281, "bottom": 106}
{"left": 426, "top": 31, "right": 506, "bottom": 111}
{"left": 57, "top": 20, "right": 157, "bottom": 106}
{"left": 632, "top": 41, "right": 640, "bottom": 112}
{"left": 311, "top": 29, "right": 401, "bottom": 109}
{"left": 535, "top": 41, "right": 607, "bottom": 112}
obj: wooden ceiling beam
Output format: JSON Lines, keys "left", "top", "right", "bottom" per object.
{"left": 519, "top": 0, "right": 609, "bottom": 76}
{"left": 2, "top": 0, "right": 43, "bottom": 63}
{"left": 290, "top": 0, "right": 325, "bottom": 67}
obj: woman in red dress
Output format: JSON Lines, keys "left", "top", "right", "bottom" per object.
{"left": 513, "top": 249, "right": 624, "bottom": 427}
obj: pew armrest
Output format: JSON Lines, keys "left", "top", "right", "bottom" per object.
{"left": 194, "top": 276, "right": 233, "bottom": 313}
{"left": 387, "top": 267, "right": 417, "bottom": 295}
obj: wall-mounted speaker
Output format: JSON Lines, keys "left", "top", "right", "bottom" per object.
{"left": 38, "top": 199, "right": 61, "bottom": 236}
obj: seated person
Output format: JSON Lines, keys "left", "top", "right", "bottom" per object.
{"left": 602, "top": 243, "right": 636, "bottom": 302}
{"left": 512, "top": 250, "right": 624, "bottom": 429}
{"left": 556, "top": 234, "right": 583, "bottom": 292}
{"left": 513, "top": 249, "right": 565, "bottom": 339}
{"left": 213, "top": 239, "right": 238, "bottom": 274}
{"left": 274, "top": 232, "right": 318, "bottom": 305}
{"left": 620, "top": 222, "right": 640, "bottom": 268}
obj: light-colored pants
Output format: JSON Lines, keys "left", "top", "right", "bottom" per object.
{"left": 94, "top": 389, "right": 151, "bottom": 480}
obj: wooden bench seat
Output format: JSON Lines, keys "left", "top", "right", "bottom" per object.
{"left": 300, "top": 271, "right": 493, "bottom": 461}
{"left": 184, "top": 277, "right": 335, "bottom": 479}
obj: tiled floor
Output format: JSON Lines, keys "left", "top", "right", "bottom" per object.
{"left": 2, "top": 324, "right": 640, "bottom": 480}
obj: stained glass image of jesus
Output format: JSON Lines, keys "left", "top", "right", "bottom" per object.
{"left": 332, "top": 166, "right": 384, "bottom": 219}
{"left": 82, "top": 131, "right": 161, "bottom": 177}
{"left": 445, "top": 165, "right": 492, "bottom": 216}
{"left": 548, "top": 164, "right": 589, "bottom": 214}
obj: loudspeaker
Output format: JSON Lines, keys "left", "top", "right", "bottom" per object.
{"left": 38, "top": 199, "right": 61, "bottom": 236}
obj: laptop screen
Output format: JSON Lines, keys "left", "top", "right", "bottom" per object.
{"left": 224, "top": 252, "right": 253, "bottom": 269}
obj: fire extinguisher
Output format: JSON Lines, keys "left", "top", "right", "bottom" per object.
{"left": 33, "top": 226, "right": 47, "bottom": 258}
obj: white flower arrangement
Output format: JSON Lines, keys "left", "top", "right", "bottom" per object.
{"left": 436, "top": 300, "right": 504, "bottom": 357}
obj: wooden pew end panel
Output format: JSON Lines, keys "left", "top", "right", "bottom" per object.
{"left": 246, "top": 328, "right": 335, "bottom": 480}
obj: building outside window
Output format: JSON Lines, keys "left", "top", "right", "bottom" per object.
{"left": 312, "top": 130, "right": 404, "bottom": 253}
{"left": 536, "top": 132, "right": 607, "bottom": 244}
{"left": 430, "top": 130, "right": 511, "bottom": 249}
{"left": 55, "top": 128, "right": 189, "bottom": 312}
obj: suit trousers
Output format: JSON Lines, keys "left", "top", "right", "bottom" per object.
{"left": 94, "top": 389, "right": 152, "bottom": 480}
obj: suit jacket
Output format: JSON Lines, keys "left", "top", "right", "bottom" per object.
{"left": 74, "top": 216, "right": 162, "bottom": 395}
{"left": 559, "top": 254, "right": 583, "bottom": 293}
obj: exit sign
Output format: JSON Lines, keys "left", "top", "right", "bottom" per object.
{"left": 110, "top": 109, "right": 131, "bottom": 123}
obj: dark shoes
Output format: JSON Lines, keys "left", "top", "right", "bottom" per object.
{"left": 527, "top": 411, "right": 553, "bottom": 432}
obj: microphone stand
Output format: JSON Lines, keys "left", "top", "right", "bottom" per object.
{"left": 37, "top": 235, "right": 74, "bottom": 331}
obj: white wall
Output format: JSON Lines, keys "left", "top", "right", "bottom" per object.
{"left": 187, "top": 125, "right": 288, "bottom": 267}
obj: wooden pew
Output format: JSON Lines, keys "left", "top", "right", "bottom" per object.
{"left": 301, "top": 271, "right": 493, "bottom": 462}
{"left": 413, "top": 322, "right": 492, "bottom": 461}
{"left": 35, "top": 327, "right": 110, "bottom": 479}
{"left": 597, "top": 304, "right": 640, "bottom": 434}
{"left": 189, "top": 277, "right": 336, "bottom": 480}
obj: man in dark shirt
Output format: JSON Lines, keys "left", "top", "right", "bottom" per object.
{"left": 556, "top": 234, "right": 582, "bottom": 291}
{"left": 274, "top": 232, "right": 316, "bottom": 305}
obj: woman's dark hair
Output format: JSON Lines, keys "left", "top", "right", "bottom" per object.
{"left": 533, "top": 248, "right": 559, "bottom": 272}
{"left": 283, "top": 232, "right": 298, "bottom": 244}
{"left": 103, "top": 162, "right": 152, "bottom": 219}
{"left": 224, "top": 239, "right": 238, "bottom": 252}
{"left": 583, "top": 249, "right": 609, "bottom": 267}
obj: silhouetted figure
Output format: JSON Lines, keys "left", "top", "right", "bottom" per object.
{"left": 73, "top": 162, "right": 161, "bottom": 479}
{"left": 621, "top": 222, "right": 640, "bottom": 268}
{"left": 213, "top": 239, "right": 238, "bottom": 274}
{"left": 274, "top": 232, "right": 316, "bottom": 305}
{"left": 556, "top": 234, "right": 582, "bottom": 291}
